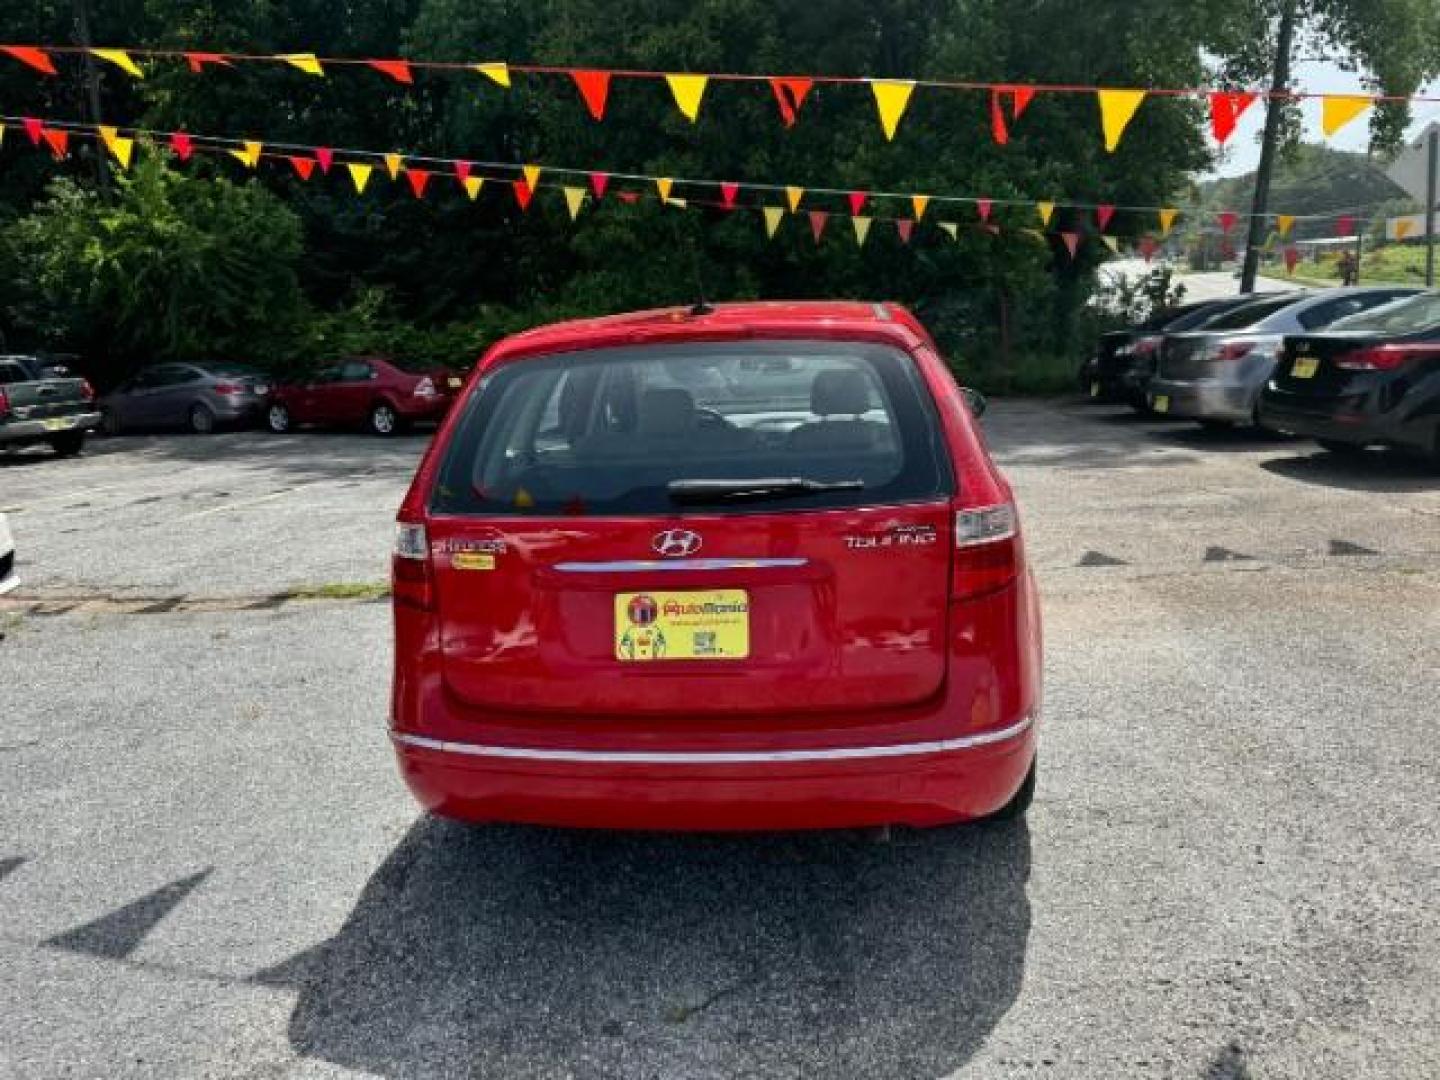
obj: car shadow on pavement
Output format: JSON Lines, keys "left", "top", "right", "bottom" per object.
{"left": 255, "top": 815, "right": 1032, "bottom": 1079}
{"left": 1260, "top": 449, "right": 1439, "bottom": 493}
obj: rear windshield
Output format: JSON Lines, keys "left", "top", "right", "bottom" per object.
{"left": 0, "top": 359, "right": 34, "bottom": 384}
{"left": 1164, "top": 299, "right": 1248, "bottom": 332}
{"left": 1327, "top": 290, "right": 1440, "bottom": 334}
{"left": 431, "top": 340, "right": 953, "bottom": 516}
{"left": 1198, "top": 295, "right": 1298, "bottom": 330}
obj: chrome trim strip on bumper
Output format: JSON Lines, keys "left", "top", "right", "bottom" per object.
{"left": 552, "top": 558, "right": 808, "bottom": 573}
{"left": 391, "top": 713, "right": 1034, "bottom": 765}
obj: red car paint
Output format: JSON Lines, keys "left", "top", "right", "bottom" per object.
{"left": 271, "top": 357, "right": 460, "bottom": 429}
{"left": 390, "top": 302, "right": 1042, "bottom": 830}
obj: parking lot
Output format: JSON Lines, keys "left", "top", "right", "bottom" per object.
{"left": 3, "top": 401, "right": 1438, "bottom": 1078}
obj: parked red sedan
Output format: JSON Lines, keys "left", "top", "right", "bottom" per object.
{"left": 389, "top": 302, "right": 1042, "bottom": 831}
{"left": 266, "top": 357, "right": 463, "bottom": 436}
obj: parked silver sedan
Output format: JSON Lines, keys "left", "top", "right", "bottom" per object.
{"left": 1147, "top": 286, "right": 1420, "bottom": 428}
{"left": 99, "top": 363, "right": 272, "bottom": 435}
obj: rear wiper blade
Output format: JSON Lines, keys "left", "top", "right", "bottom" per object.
{"left": 667, "top": 477, "right": 864, "bottom": 504}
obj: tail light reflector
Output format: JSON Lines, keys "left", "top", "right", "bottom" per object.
{"left": 212, "top": 382, "right": 242, "bottom": 395}
{"left": 413, "top": 377, "right": 437, "bottom": 398}
{"left": 1333, "top": 344, "right": 1440, "bottom": 371}
{"left": 1131, "top": 336, "right": 1162, "bottom": 357}
{"left": 0, "top": 388, "right": 10, "bottom": 418}
{"left": 1216, "top": 341, "right": 1256, "bottom": 362}
{"left": 80, "top": 379, "right": 96, "bottom": 401}
{"left": 392, "top": 521, "right": 434, "bottom": 610}
{"left": 953, "top": 503, "right": 1020, "bottom": 600}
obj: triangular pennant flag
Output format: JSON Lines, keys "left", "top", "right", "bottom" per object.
{"left": 1321, "top": 95, "right": 1371, "bottom": 138}
{"left": 184, "top": 51, "right": 231, "bottom": 72}
{"left": 785, "top": 185, "right": 804, "bottom": 212}
{"left": 852, "top": 216, "right": 872, "bottom": 245}
{"left": 1209, "top": 91, "right": 1256, "bottom": 145}
{"left": 563, "top": 186, "right": 586, "bottom": 220}
{"left": 870, "top": 79, "right": 916, "bottom": 141}
{"left": 288, "top": 155, "right": 316, "bottom": 180}
{"left": 315, "top": 147, "right": 334, "bottom": 173}
{"left": 1284, "top": 246, "right": 1300, "bottom": 272}
{"left": 1097, "top": 89, "right": 1146, "bottom": 152}
{"left": 98, "top": 126, "right": 134, "bottom": 168}
{"left": 1011, "top": 86, "right": 1035, "bottom": 118}
{"left": 1159, "top": 208, "right": 1179, "bottom": 236}
{"left": 277, "top": 53, "right": 324, "bottom": 77}
{"left": 571, "top": 69, "right": 611, "bottom": 121}
{"left": 406, "top": 168, "right": 431, "bottom": 198}
{"left": 896, "top": 219, "right": 914, "bottom": 244}
{"left": 91, "top": 48, "right": 144, "bottom": 78}
{"left": 976, "top": 199, "right": 992, "bottom": 223}
{"left": 513, "top": 180, "right": 534, "bottom": 211}
{"left": 169, "top": 131, "right": 193, "bottom": 161}
{"left": 665, "top": 74, "right": 708, "bottom": 122}
{"left": 1139, "top": 235, "right": 1159, "bottom": 262}
{"left": 454, "top": 160, "right": 472, "bottom": 183}
{"left": 1218, "top": 210, "right": 1238, "bottom": 234}
{"left": 654, "top": 177, "right": 673, "bottom": 201}
{"left": 1060, "top": 232, "right": 1081, "bottom": 258}
{"left": 522, "top": 164, "right": 541, "bottom": 190}
{"left": 1337, "top": 215, "right": 1355, "bottom": 237}
{"left": 1096, "top": 204, "right": 1116, "bottom": 231}
{"left": 763, "top": 205, "right": 784, "bottom": 238}
{"left": 1395, "top": 218, "right": 1416, "bottom": 240}
{"left": 1037, "top": 201, "right": 1055, "bottom": 227}
{"left": 848, "top": 191, "right": 868, "bottom": 216}
{"left": 384, "top": 153, "right": 403, "bottom": 179}
{"left": 990, "top": 88, "right": 1011, "bottom": 145}
{"left": 1101, "top": 235, "right": 1120, "bottom": 253}
{"left": 368, "top": 59, "right": 413, "bottom": 84}
{"left": 580, "top": 172, "right": 605, "bottom": 200}
{"left": 939, "top": 221, "right": 958, "bottom": 239}
{"left": 462, "top": 176, "right": 484, "bottom": 200}
{"left": 719, "top": 181, "right": 739, "bottom": 210}
{"left": 346, "top": 162, "right": 374, "bottom": 193}
{"left": 23, "top": 117, "right": 44, "bottom": 145}
{"left": 42, "top": 128, "right": 68, "bottom": 159}
{"left": 237, "top": 140, "right": 262, "bottom": 168}
{"left": 912, "top": 195, "right": 930, "bottom": 220}
{"left": 770, "top": 77, "right": 813, "bottom": 128}
{"left": 808, "top": 210, "right": 828, "bottom": 243}
{"left": 475, "top": 62, "right": 510, "bottom": 88}
{"left": 0, "top": 124, "right": 6, "bottom": 148}
{"left": 1276, "top": 214, "right": 1295, "bottom": 237}
{"left": 3, "top": 46, "right": 57, "bottom": 75}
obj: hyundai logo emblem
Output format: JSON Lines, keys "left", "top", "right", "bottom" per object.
{"left": 653, "top": 528, "right": 702, "bottom": 558}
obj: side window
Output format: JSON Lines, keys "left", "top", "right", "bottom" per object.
{"left": 0, "top": 361, "right": 29, "bottom": 385}
{"left": 340, "top": 361, "right": 374, "bottom": 382}
{"left": 1299, "top": 298, "right": 1364, "bottom": 330}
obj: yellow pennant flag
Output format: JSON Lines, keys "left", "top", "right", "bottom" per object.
{"left": 785, "top": 186, "right": 804, "bottom": 212}
{"left": 870, "top": 79, "right": 916, "bottom": 141}
{"left": 228, "top": 141, "right": 261, "bottom": 168}
{"left": 1098, "top": 89, "right": 1146, "bottom": 152}
{"left": 523, "top": 164, "right": 542, "bottom": 190}
{"left": 1036, "top": 201, "right": 1055, "bottom": 227}
{"left": 563, "top": 186, "right": 585, "bottom": 220}
{"left": 1159, "top": 208, "right": 1179, "bottom": 236}
{"left": 912, "top": 195, "right": 930, "bottom": 220}
{"left": 383, "top": 153, "right": 403, "bottom": 179}
{"left": 938, "top": 221, "right": 958, "bottom": 239}
{"left": 475, "top": 62, "right": 510, "bottom": 88}
{"left": 763, "top": 205, "right": 785, "bottom": 238}
{"left": 655, "top": 177, "right": 673, "bottom": 201}
{"left": 347, "top": 162, "right": 374, "bottom": 193}
{"left": 278, "top": 53, "right": 324, "bottom": 76}
{"left": 98, "top": 126, "right": 134, "bottom": 168}
{"left": 1395, "top": 218, "right": 1416, "bottom": 240}
{"left": 852, "top": 215, "right": 872, "bottom": 245}
{"left": 1276, "top": 214, "right": 1296, "bottom": 237}
{"left": 0, "top": 124, "right": 5, "bottom": 148}
{"left": 1321, "top": 95, "right": 1371, "bottom": 137}
{"left": 91, "top": 48, "right": 144, "bottom": 78}
{"left": 665, "top": 74, "right": 709, "bottom": 122}
{"left": 462, "top": 176, "right": 484, "bottom": 200}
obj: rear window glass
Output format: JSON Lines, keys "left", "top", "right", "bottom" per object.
{"left": 1328, "top": 290, "right": 1440, "bottom": 333}
{"left": 1165, "top": 300, "right": 1248, "bottom": 332}
{"left": 0, "top": 360, "right": 32, "bottom": 385}
{"left": 1199, "top": 295, "right": 1298, "bottom": 330}
{"left": 431, "top": 341, "right": 953, "bottom": 516}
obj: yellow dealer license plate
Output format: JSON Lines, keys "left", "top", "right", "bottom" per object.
{"left": 1291, "top": 356, "right": 1319, "bottom": 379}
{"left": 1152, "top": 394, "right": 1170, "bottom": 413}
{"left": 1089, "top": 381, "right": 1100, "bottom": 398}
{"left": 42, "top": 417, "right": 74, "bottom": 431}
{"left": 615, "top": 590, "right": 750, "bottom": 662}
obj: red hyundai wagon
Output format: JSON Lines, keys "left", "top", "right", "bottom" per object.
{"left": 390, "top": 302, "right": 1042, "bottom": 831}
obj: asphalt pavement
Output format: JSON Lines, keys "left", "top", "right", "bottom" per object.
{"left": 2, "top": 405, "right": 1438, "bottom": 1079}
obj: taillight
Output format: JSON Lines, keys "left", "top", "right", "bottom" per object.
{"left": 1215, "top": 342, "right": 1255, "bottom": 362}
{"left": 413, "top": 377, "right": 437, "bottom": 398}
{"left": 80, "top": 379, "right": 96, "bottom": 401}
{"left": 1333, "top": 344, "right": 1440, "bottom": 371}
{"left": 212, "top": 382, "right": 242, "bottom": 395}
{"left": 392, "top": 521, "right": 434, "bottom": 611}
{"left": 953, "top": 503, "right": 1020, "bottom": 600}
{"left": 1132, "top": 336, "right": 1162, "bottom": 357}
{"left": 0, "top": 387, "right": 9, "bottom": 418}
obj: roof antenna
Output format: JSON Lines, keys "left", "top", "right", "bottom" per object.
{"left": 669, "top": 209, "right": 713, "bottom": 316}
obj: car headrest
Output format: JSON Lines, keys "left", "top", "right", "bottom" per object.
{"left": 637, "top": 387, "right": 696, "bottom": 436}
{"left": 810, "top": 369, "right": 871, "bottom": 417}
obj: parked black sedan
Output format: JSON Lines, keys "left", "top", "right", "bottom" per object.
{"left": 1259, "top": 291, "right": 1440, "bottom": 462}
{"left": 99, "top": 363, "right": 272, "bottom": 434}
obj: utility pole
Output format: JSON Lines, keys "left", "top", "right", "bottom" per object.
{"left": 1426, "top": 126, "right": 1438, "bottom": 287}
{"left": 1239, "top": 0, "right": 1298, "bottom": 294}
{"left": 72, "top": 0, "right": 109, "bottom": 195}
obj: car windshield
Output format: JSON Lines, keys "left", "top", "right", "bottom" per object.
{"left": 1326, "top": 290, "right": 1440, "bottom": 333}
{"left": 1196, "top": 295, "right": 1298, "bottom": 330}
{"left": 431, "top": 340, "right": 952, "bottom": 516}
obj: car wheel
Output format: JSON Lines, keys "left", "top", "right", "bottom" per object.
{"left": 189, "top": 403, "right": 216, "bottom": 435}
{"left": 983, "top": 757, "right": 1036, "bottom": 824}
{"left": 267, "top": 403, "right": 292, "bottom": 434}
{"left": 49, "top": 431, "right": 86, "bottom": 458}
{"left": 100, "top": 408, "right": 121, "bottom": 435}
{"left": 1317, "top": 438, "right": 1367, "bottom": 456}
{"left": 368, "top": 402, "right": 399, "bottom": 436}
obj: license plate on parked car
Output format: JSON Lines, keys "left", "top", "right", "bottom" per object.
{"left": 254, "top": 383, "right": 270, "bottom": 395}
{"left": 1291, "top": 357, "right": 1319, "bottom": 379}
{"left": 42, "top": 417, "right": 73, "bottom": 431}
{"left": 614, "top": 590, "right": 750, "bottom": 661}
{"left": 1089, "top": 381, "right": 1100, "bottom": 398}
{"left": 447, "top": 377, "right": 462, "bottom": 389}
{"left": 1152, "top": 394, "right": 1170, "bottom": 413}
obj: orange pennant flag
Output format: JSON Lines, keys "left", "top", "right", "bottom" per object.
{"left": 1098, "top": 89, "right": 1146, "bottom": 152}
{"left": 1276, "top": 214, "right": 1296, "bottom": 237}
{"left": 870, "top": 79, "right": 916, "bottom": 141}
{"left": 912, "top": 195, "right": 930, "bottom": 220}
{"left": 1394, "top": 218, "right": 1416, "bottom": 240}
{"left": 523, "top": 164, "right": 542, "bottom": 190}
{"left": 655, "top": 177, "right": 673, "bottom": 201}
{"left": 92, "top": 48, "right": 144, "bottom": 78}
{"left": 384, "top": 153, "right": 403, "bottom": 179}
{"left": 1159, "top": 208, "right": 1179, "bottom": 236}
{"left": 1321, "top": 95, "right": 1371, "bottom": 137}
{"left": 785, "top": 186, "right": 803, "bottom": 212}
{"left": 665, "top": 74, "right": 708, "bottom": 122}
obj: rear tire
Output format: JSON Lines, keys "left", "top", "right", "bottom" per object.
{"left": 983, "top": 757, "right": 1036, "bottom": 824}
{"left": 1317, "top": 438, "right": 1367, "bottom": 456}
{"left": 189, "top": 403, "right": 216, "bottom": 435}
{"left": 50, "top": 431, "right": 85, "bottom": 458}
{"left": 368, "top": 402, "right": 400, "bottom": 436}
{"left": 267, "top": 403, "right": 292, "bottom": 434}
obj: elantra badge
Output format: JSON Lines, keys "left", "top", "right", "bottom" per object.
{"left": 653, "top": 528, "right": 702, "bottom": 558}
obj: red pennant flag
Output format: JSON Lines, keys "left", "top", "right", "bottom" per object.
{"left": 570, "top": 69, "right": 611, "bottom": 121}
{"left": 286, "top": 156, "right": 314, "bottom": 180}
{"left": 589, "top": 172, "right": 610, "bottom": 199}
{"left": 315, "top": 147, "right": 334, "bottom": 174}
{"left": 1218, "top": 210, "right": 1238, "bottom": 234}
{"left": 616, "top": 191, "right": 640, "bottom": 205}
{"left": 1139, "top": 236, "right": 1158, "bottom": 262}
{"left": 1096, "top": 204, "right": 1116, "bottom": 231}
{"left": 990, "top": 85, "right": 1037, "bottom": 145}
{"left": 42, "top": 128, "right": 69, "bottom": 159}
{"left": 976, "top": 199, "right": 992, "bottom": 223}
{"left": 454, "top": 160, "right": 472, "bottom": 184}
{"left": 770, "top": 77, "right": 813, "bottom": 128}
{"left": 368, "top": 59, "right": 413, "bottom": 84}
{"left": 808, "top": 210, "right": 828, "bottom": 243}
{"left": 896, "top": 219, "right": 914, "bottom": 244}
{"left": 3, "top": 46, "right": 57, "bottom": 75}
{"left": 719, "top": 181, "right": 739, "bottom": 210}
{"left": 184, "top": 51, "right": 231, "bottom": 73}
{"left": 1283, "top": 246, "right": 1300, "bottom": 273}
{"left": 23, "top": 117, "right": 44, "bottom": 145}
{"left": 848, "top": 191, "right": 868, "bottom": 216}
{"left": 1209, "top": 91, "right": 1257, "bottom": 145}
{"left": 169, "top": 132, "right": 194, "bottom": 161}
{"left": 513, "top": 180, "right": 534, "bottom": 211}
{"left": 1011, "top": 86, "right": 1036, "bottom": 118}
{"left": 1336, "top": 215, "right": 1356, "bottom": 236}
{"left": 1060, "top": 231, "right": 1081, "bottom": 259}
{"left": 406, "top": 169, "right": 431, "bottom": 198}
{"left": 990, "top": 89, "right": 1010, "bottom": 145}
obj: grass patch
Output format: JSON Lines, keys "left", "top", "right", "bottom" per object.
{"left": 285, "top": 581, "right": 390, "bottom": 602}
{"left": 1265, "top": 243, "right": 1438, "bottom": 288}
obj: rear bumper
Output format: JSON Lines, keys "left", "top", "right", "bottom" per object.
{"left": 391, "top": 712, "right": 1038, "bottom": 831}
{"left": 0, "top": 412, "right": 101, "bottom": 443}
{"left": 1148, "top": 378, "right": 1255, "bottom": 422}
{"left": 1258, "top": 395, "right": 1429, "bottom": 451}
{"left": 396, "top": 395, "right": 453, "bottom": 422}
